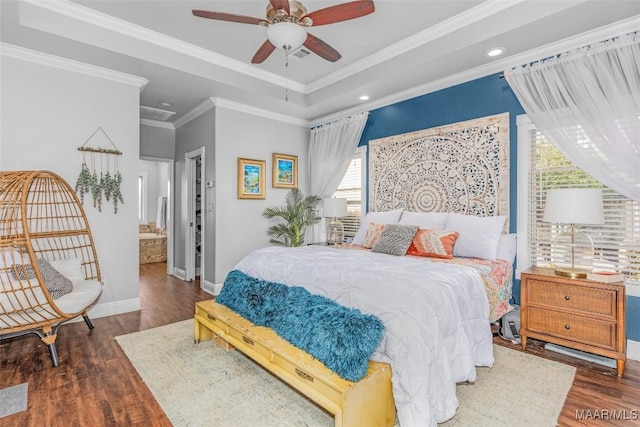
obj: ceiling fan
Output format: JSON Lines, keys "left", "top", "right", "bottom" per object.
{"left": 192, "top": 0, "right": 375, "bottom": 64}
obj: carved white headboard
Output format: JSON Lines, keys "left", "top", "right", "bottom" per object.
{"left": 369, "top": 113, "right": 509, "bottom": 223}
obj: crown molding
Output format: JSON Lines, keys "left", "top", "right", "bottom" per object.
{"left": 306, "top": 0, "right": 525, "bottom": 94}
{"left": 173, "top": 98, "right": 215, "bottom": 129}
{"left": 310, "top": 15, "right": 640, "bottom": 126}
{"left": 210, "top": 97, "right": 310, "bottom": 127}
{"left": 22, "top": 0, "right": 305, "bottom": 94}
{"left": 140, "top": 118, "right": 175, "bottom": 130}
{"left": 501, "top": 14, "right": 640, "bottom": 70}
{"left": 174, "top": 97, "right": 310, "bottom": 128}
{"left": 0, "top": 42, "right": 149, "bottom": 90}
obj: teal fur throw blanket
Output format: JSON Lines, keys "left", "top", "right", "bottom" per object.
{"left": 217, "top": 270, "right": 385, "bottom": 382}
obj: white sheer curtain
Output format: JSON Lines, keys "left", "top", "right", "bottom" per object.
{"left": 505, "top": 31, "right": 640, "bottom": 201}
{"left": 307, "top": 111, "right": 369, "bottom": 242}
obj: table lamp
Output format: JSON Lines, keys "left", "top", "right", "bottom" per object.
{"left": 323, "top": 198, "right": 347, "bottom": 245}
{"left": 543, "top": 188, "right": 605, "bottom": 278}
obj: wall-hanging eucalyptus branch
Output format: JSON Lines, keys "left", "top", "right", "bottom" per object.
{"left": 75, "top": 127, "right": 123, "bottom": 213}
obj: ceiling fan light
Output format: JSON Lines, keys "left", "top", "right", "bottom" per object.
{"left": 267, "top": 22, "right": 307, "bottom": 52}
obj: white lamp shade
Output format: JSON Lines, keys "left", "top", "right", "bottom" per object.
{"left": 543, "top": 188, "right": 605, "bottom": 225}
{"left": 266, "top": 22, "right": 307, "bottom": 51}
{"left": 323, "top": 198, "right": 347, "bottom": 218}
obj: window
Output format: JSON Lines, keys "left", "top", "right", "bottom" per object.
{"left": 138, "top": 172, "right": 148, "bottom": 224}
{"left": 517, "top": 115, "right": 640, "bottom": 290}
{"left": 330, "top": 146, "right": 367, "bottom": 241}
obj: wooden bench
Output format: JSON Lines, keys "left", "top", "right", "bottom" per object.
{"left": 194, "top": 299, "right": 396, "bottom": 427}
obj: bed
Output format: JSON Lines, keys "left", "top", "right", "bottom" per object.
{"left": 227, "top": 208, "right": 514, "bottom": 427}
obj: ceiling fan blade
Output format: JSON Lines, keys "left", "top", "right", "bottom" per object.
{"left": 192, "top": 10, "right": 265, "bottom": 25}
{"left": 269, "top": 0, "right": 290, "bottom": 14}
{"left": 304, "top": 0, "right": 375, "bottom": 26}
{"left": 304, "top": 33, "right": 341, "bottom": 62}
{"left": 252, "top": 40, "right": 277, "bottom": 64}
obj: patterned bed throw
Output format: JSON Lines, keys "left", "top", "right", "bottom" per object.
{"left": 217, "top": 269, "right": 385, "bottom": 382}
{"left": 426, "top": 257, "right": 513, "bottom": 322}
{"left": 339, "top": 244, "right": 513, "bottom": 322}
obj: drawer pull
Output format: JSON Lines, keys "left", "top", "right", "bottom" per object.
{"left": 207, "top": 314, "right": 216, "bottom": 321}
{"left": 295, "top": 368, "right": 314, "bottom": 383}
{"left": 564, "top": 295, "right": 571, "bottom": 301}
{"left": 242, "top": 336, "right": 254, "bottom": 346}
{"left": 565, "top": 324, "right": 571, "bottom": 330}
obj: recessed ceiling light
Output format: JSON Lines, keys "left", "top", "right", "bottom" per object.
{"left": 359, "top": 95, "right": 370, "bottom": 101}
{"left": 159, "top": 100, "right": 173, "bottom": 107}
{"left": 485, "top": 47, "right": 505, "bottom": 58}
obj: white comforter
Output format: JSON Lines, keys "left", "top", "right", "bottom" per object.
{"left": 233, "top": 246, "right": 494, "bottom": 427}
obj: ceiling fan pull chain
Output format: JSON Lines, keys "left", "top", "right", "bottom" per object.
{"left": 285, "top": 49, "right": 290, "bottom": 102}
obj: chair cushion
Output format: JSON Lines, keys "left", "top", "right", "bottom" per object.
{"left": 53, "top": 280, "right": 103, "bottom": 314}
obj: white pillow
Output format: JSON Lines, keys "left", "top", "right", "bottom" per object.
{"left": 48, "top": 258, "right": 85, "bottom": 282}
{"left": 352, "top": 209, "right": 404, "bottom": 245}
{"left": 446, "top": 213, "right": 507, "bottom": 260}
{"left": 398, "top": 211, "right": 449, "bottom": 230}
{"left": 495, "top": 233, "right": 517, "bottom": 263}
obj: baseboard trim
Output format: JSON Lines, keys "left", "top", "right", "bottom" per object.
{"left": 545, "top": 343, "right": 616, "bottom": 368}
{"left": 544, "top": 340, "right": 639, "bottom": 364}
{"left": 68, "top": 297, "right": 141, "bottom": 323}
{"left": 213, "top": 283, "right": 223, "bottom": 295}
{"left": 627, "top": 339, "right": 640, "bottom": 362}
{"left": 173, "top": 268, "right": 186, "bottom": 280}
{"left": 90, "top": 297, "right": 141, "bottom": 319}
{"left": 202, "top": 280, "right": 222, "bottom": 296}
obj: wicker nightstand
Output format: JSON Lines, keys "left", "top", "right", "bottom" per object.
{"left": 520, "top": 266, "right": 626, "bottom": 377}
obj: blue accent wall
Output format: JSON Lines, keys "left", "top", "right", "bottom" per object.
{"left": 358, "top": 72, "right": 640, "bottom": 342}
{"left": 360, "top": 73, "right": 523, "bottom": 224}
{"left": 628, "top": 296, "right": 640, "bottom": 342}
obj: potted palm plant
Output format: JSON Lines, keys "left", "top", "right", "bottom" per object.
{"left": 263, "top": 188, "right": 321, "bottom": 247}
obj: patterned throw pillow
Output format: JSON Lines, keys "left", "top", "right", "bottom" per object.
{"left": 406, "top": 229, "right": 459, "bottom": 259}
{"left": 12, "top": 263, "right": 36, "bottom": 280}
{"left": 371, "top": 224, "right": 419, "bottom": 256}
{"left": 362, "top": 222, "right": 386, "bottom": 248}
{"left": 12, "top": 258, "right": 73, "bottom": 299}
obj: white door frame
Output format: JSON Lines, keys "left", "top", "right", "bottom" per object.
{"left": 184, "top": 147, "right": 205, "bottom": 284}
{"left": 140, "top": 156, "right": 175, "bottom": 275}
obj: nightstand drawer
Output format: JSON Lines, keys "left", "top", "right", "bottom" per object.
{"left": 527, "top": 279, "right": 616, "bottom": 317}
{"left": 527, "top": 307, "right": 616, "bottom": 350}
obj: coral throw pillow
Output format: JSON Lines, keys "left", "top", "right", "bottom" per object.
{"left": 407, "top": 229, "right": 459, "bottom": 259}
{"left": 363, "top": 223, "right": 386, "bottom": 249}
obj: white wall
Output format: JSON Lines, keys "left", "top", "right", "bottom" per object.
{"left": 213, "top": 105, "right": 310, "bottom": 283}
{"left": 171, "top": 100, "right": 310, "bottom": 285}
{"left": 140, "top": 124, "right": 175, "bottom": 159}
{"left": 174, "top": 107, "right": 215, "bottom": 280}
{"left": 0, "top": 45, "right": 147, "bottom": 316}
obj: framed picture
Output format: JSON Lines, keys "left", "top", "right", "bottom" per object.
{"left": 272, "top": 153, "right": 298, "bottom": 189}
{"left": 237, "top": 158, "right": 266, "bottom": 199}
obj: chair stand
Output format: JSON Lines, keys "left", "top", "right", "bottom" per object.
{"left": 83, "top": 314, "right": 95, "bottom": 330}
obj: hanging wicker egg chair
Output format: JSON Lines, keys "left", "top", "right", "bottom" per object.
{"left": 0, "top": 170, "right": 103, "bottom": 366}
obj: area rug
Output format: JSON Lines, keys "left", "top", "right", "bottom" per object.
{"left": 116, "top": 320, "right": 576, "bottom": 427}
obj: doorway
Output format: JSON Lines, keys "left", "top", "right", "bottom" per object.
{"left": 184, "top": 147, "right": 205, "bottom": 284}
{"left": 138, "top": 157, "right": 174, "bottom": 275}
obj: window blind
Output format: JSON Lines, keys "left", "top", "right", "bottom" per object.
{"left": 331, "top": 155, "right": 363, "bottom": 240}
{"left": 528, "top": 129, "right": 640, "bottom": 284}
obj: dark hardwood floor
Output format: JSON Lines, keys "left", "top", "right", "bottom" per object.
{"left": 1, "top": 262, "right": 639, "bottom": 426}
{"left": 0, "top": 263, "right": 210, "bottom": 427}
